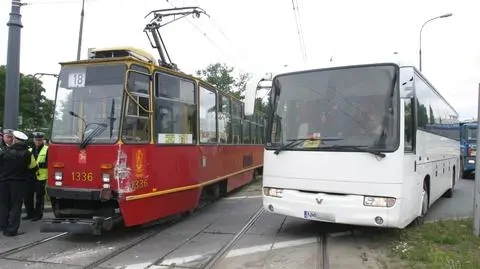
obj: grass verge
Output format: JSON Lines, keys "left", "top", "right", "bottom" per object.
{"left": 388, "top": 218, "right": 480, "bottom": 269}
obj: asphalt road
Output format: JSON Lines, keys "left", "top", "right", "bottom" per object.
{"left": 0, "top": 177, "right": 475, "bottom": 269}
{"left": 425, "top": 177, "right": 475, "bottom": 222}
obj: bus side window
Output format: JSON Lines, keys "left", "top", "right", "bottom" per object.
{"left": 404, "top": 98, "right": 414, "bottom": 152}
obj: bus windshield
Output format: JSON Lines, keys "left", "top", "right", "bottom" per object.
{"left": 51, "top": 64, "right": 126, "bottom": 144}
{"left": 467, "top": 127, "right": 477, "bottom": 141}
{"left": 267, "top": 64, "right": 399, "bottom": 152}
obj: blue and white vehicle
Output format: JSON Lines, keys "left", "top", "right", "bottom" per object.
{"left": 246, "top": 62, "right": 460, "bottom": 228}
{"left": 460, "top": 120, "right": 477, "bottom": 178}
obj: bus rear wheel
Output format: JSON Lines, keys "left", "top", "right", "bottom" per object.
{"left": 443, "top": 168, "right": 455, "bottom": 198}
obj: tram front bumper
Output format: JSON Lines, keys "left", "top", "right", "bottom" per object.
{"left": 40, "top": 216, "right": 120, "bottom": 235}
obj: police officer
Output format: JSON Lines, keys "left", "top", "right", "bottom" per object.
{"left": 1, "top": 129, "right": 14, "bottom": 151}
{"left": 0, "top": 130, "right": 37, "bottom": 236}
{"left": 28, "top": 132, "right": 48, "bottom": 221}
{"left": 0, "top": 128, "right": 5, "bottom": 153}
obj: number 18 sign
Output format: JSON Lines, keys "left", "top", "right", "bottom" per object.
{"left": 68, "top": 71, "right": 86, "bottom": 88}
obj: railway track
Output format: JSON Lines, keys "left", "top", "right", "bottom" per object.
{"left": 196, "top": 212, "right": 331, "bottom": 269}
{"left": 0, "top": 204, "right": 334, "bottom": 269}
{"left": 0, "top": 193, "right": 221, "bottom": 267}
{"left": 0, "top": 232, "right": 69, "bottom": 258}
{"left": 0, "top": 178, "right": 337, "bottom": 269}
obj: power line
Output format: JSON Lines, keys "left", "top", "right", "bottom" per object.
{"left": 165, "top": 1, "right": 235, "bottom": 60}
{"left": 291, "top": 0, "right": 307, "bottom": 63}
{"left": 23, "top": 0, "right": 99, "bottom": 5}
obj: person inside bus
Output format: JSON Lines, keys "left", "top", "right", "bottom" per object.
{"left": 0, "top": 130, "right": 37, "bottom": 236}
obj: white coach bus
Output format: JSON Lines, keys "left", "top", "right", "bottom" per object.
{"left": 246, "top": 62, "right": 459, "bottom": 228}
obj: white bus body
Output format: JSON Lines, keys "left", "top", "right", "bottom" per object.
{"left": 255, "top": 63, "right": 459, "bottom": 228}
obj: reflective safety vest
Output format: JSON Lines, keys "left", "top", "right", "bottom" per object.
{"left": 29, "top": 146, "right": 48, "bottom": 181}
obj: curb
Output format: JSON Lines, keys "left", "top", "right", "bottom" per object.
{"left": 424, "top": 216, "right": 472, "bottom": 224}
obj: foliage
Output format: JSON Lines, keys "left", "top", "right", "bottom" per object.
{"left": 0, "top": 65, "right": 55, "bottom": 136}
{"left": 196, "top": 62, "right": 269, "bottom": 115}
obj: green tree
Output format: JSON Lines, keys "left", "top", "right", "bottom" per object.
{"left": 0, "top": 65, "right": 55, "bottom": 134}
{"left": 197, "top": 62, "right": 270, "bottom": 142}
{"left": 196, "top": 62, "right": 249, "bottom": 100}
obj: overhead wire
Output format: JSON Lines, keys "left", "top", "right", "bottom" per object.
{"left": 291, "top": 0, "right": 307, "bottom": 63}
{"left": 22, "top": 0, "right": 100, "bottom": 5}
{"left": 165, "top": 0, "right": 239, "bottom": 62}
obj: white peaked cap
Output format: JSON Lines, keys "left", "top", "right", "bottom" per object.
{"left": 13, "top": 130, "right": 28, "bottom": 141}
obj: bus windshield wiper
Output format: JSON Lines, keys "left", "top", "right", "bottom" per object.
{"left": 273, "top": 137, "right": 343, "bottom": 155}
{"left": 323, "top": 145, "right": 386, "bottom": 158}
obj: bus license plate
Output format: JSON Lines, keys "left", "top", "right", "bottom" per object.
{"left": 303, "top": 211, "right": 335, "bottom": 222}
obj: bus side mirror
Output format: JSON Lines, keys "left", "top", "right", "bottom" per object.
{"left": 244, "top": 73, "right": 273, "bottom": 116}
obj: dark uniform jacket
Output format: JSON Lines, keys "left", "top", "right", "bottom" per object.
{"left": 0, "top": 142, "right": 37, "bottom": 182}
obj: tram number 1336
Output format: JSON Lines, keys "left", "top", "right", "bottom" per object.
{"left": 72, "top": 171, "right": 94, "bottom": 182}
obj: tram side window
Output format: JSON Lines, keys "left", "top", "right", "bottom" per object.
{"left": 257, "top": 116, "right": 265, "bottom": 144}
{"left": 218, "top": 94, "right": 231, "bottom": 144}
{"left": 231, "top": 101, "right": 242, "bottom": 144}
{"left": 122, "top": 71, "right": 150, "bottom": 143}
{"left": 154, "top": 72, "right": 196, "bottom": 144}
{"left": 199, "top": 86, "right": 217, "bottom": 143}
{"left": 243, "top": 121, "right": 251, "bottom": 144}
{"left": 251, "top": 123, "right": 258, "bottom": 144}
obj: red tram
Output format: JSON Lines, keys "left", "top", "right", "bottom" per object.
{"left": 41, "top": 7, "right": 265, "bottom": 235}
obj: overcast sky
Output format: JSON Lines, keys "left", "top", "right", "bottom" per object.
{"left": 1, "top": 0, "right": 479, "bottom": 120}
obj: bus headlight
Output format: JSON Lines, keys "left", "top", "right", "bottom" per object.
{"left": 364, "top": 196, "right": 396, "bottom": 207}
{"left": 102, "top": 173, "right": 110, "bottom": 183}
{"left": 263, "top": 187, "right": 283, "bottom": 198}
{"left": 54, "top": 172, "right": 63, "bottom": 181}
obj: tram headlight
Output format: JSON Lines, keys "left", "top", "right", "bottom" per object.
{"left": 54, "top": 172, "right": 63, "bottom": 181}
{"left": 102, "top": 173, "right": 110, "bottom": 183}
{"left": 363, "top": 196, "right": 396, "bottom": 208}
{"left": 263, "top": 187, "right": 283, "bottom": 198}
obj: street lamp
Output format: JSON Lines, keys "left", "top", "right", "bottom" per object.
{"left": 76, "top": 0, "right": 85, "bottom": 60}
{"left": 419, "top": 13, "right": 452, "bottom": 72}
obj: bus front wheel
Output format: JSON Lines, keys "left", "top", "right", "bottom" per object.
{"left": 412, "top": 180, "right": 429, "bottom": 227}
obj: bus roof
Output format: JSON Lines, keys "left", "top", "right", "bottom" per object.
{"left": 461, "top": 122, "right": 478, "bottom": 127}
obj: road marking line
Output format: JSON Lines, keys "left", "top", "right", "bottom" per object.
{"left": 154, "top": 237, "right": 318, "bottom": 267}
{"left": 329, "top": 231, "right": 352, "bottom": 238}
{"left": 226, "top": 237, "right": 318, "bottom": 258}
{"left": 160, "top": 254, "right": 206, "bottom": 266}
{"left": 223, "top": 195, "right": 262, "bottom": 200}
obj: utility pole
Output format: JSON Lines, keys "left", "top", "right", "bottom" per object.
{"left": 76, "top": 0, "right": 85, "bottom": 60}
{"left": 3, "top": 0, "right": 24, "bottom": 130}
{"left": 474, "top": 82, "right": 480, "bottom": 237}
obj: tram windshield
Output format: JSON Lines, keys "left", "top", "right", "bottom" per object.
{"left": 51, "top": 64, "right": 126, "bottom": 144}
